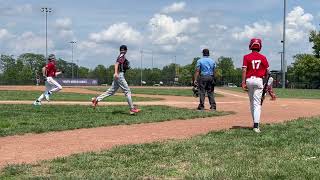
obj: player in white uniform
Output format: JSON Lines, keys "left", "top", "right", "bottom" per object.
{"left": 33, "top": 54, "right": 63, "bottom": 105}
{"left": 241, "top": 38, "right": 270, "bottom": 133}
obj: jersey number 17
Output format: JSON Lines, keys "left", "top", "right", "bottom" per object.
{"left": 252, "top": 60, "right": 261, "bottom": 69}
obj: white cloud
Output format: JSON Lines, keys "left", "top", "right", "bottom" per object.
{"left": 0, "top": 4, "right": 32, "bottom": 16}
{"left": 286, "top": 6, "right": 315, "bottom": 42}
{"left": 232, "top": 6, "right": 315, "bottom": 43}
{"left": 232, "top": 21, "right": 272, "bottom": 40}
{"left": 162, "top": 2, "right": 186, "bottom": 14}
{"left": 55, "top": 18, "right": 74, "bottom": 38}
{"left": 89, "top": 22, "right": 143, "bottom": 45}
{"left": 9, "top": 32, "right": 54, "bottom": 53}
{"left": 55, "top": 18, "right": 72, "bottom": 29}
{"left": 0, "top": 29, "right": 11, "bottom": 39}
{"left": 149, "top": 14, "right": 199, "bottom": 52}
{"left": 210, "top": 24, "right": 228, "bottom": 31}
{"left": 55, "top": 17, "right": 74, "bottom": 39}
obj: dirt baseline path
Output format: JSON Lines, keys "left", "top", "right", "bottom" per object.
{"left": 0, "top": 86, "right": 320, "bottom": 168}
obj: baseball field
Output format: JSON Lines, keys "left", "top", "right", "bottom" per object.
{"left": 0, "top": 86, "right": 320, "bottom": 179}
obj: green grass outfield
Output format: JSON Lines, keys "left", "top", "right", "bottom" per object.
{"left": 0, "top": 105, "right": 227, "bottom": 137}
{"left": 86, "top": 87, "right": 223, "bottom": 97}
{"left": 222, "top": 87, "right": 320, "bottom": 99}
{"left": 0, "top": 90, "right": 161, "bottom": 102}
{"left": 1, "top": 116, "right": 319, "bottom": 179}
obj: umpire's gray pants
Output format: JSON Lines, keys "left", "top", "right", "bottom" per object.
{"left": 96, "top": 72, "right": 134, "bottom": 109}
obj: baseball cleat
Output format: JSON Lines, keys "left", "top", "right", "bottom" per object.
{"left": 130, "top": 108, "right": 140, "bottom": 115}
{"left": 253, "top": 128, "right": 261, "bottom": 133}
{"left": 197, "top": 107, "right": 204, "bottom": 111}
{"left": 33, "top": 100, "right": 41, "bottom": 106}
{"left": 91, "top": 97, "right": 98, "bottom": 108}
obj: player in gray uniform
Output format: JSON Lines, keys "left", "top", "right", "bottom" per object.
{"left": 91, "top": 45, "right": 140, "bottom": 115}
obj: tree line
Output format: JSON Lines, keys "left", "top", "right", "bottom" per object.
{"left": 0, "top": 52, "right": 242, "bottom": 86}
{"left": 1, "top": 30, "right": 319, "bottom": 88}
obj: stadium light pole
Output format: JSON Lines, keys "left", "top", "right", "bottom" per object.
{"left": 278, "top": 51, "right": 283, "bottom": 72}
{"left": 77, "top": 59, "right": 79, "bottom": 78}
{"left": 140, "top": 50, "right": 143, "bottom": 86}
{"left": 281, "top": 0, "right": 287, "bottom": 89}
{"left": 41, "top": 7, "right": 52, "bottom": 59}
{"left": 151, "top": 23, "right": 158, "bottom": 70}
{"left": 69, "top": 41, "right": 76, "bottom": 79}
{"left": 174, "top": 55, "right": 177, "bottom": 79}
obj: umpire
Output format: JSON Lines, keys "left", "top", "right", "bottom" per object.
{"left": 194, "top": 49, "right": 216, "bottom": 111}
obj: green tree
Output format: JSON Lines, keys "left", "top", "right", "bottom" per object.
{"left": 0, "top": 55, "right": 17, "bottom": 84}
{"left": 161, "top": 63, "right": 176, "bottom": 85}
{"left": 309, "top": 30, "right": 320, "bottom": 58}
{"left": 78, "top": 67, "right": 90, "bottom": 78}
{"left": 17, "top": 53, "right": 46, "bottom": 84}
{"left": 91, "top": 65, "right": 107, "bottom": 84}
{"left": 216, "top": 56, "right": 237, "bottom": 85}
{"left": 292, "top": 54, "right": 320, "bottom": 87}
{"left": 17, "top": 53, "right": 46, "bottom": 76}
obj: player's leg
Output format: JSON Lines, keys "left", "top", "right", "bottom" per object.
{"left": 246, "top": 78, "right": 255, "bottom": 121}
{"left": 47, "top": 77, "right": 62, "bottom": 93}
{"left": 43, "top": 77, "right": 62, "bottom": 101}
{"left": 251, "top": 78, "right": 263, "bottom": 132}
{"left": 206, "top": 76, "right": 216, "bottom": 111}
{"left": 97, "top": 81, "right": 119, "bottom": 101}
{"left": 198, "top": 76, "right": 206, "bottom": 110}
{"left": 33, "top": 80, "right": 50, "bottom": 105}
{"left": 92, "top": 79, "right": 119, "bottom": 107}
{"left": 117, "top": 73, "right": 139, "bottom": 114}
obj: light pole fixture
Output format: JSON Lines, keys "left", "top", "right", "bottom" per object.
{"left": 69, "top": 41, "right": 76, "bottom": 79}
{"left": 41, "top": 7, "right": 52, "bottom": 59}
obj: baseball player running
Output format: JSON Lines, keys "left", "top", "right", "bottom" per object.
{"left": 33, "top": 54, "right": 63, "bottom": 105}
{"left": 91, "top": 45, "right": 140, "bottom": 115}
{"left": 241, "top": 38, "right": 270, "bottom": 133}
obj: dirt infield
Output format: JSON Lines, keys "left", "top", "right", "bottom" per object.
{"left": 0, "top": 86, "right": 320, "bottom": 168}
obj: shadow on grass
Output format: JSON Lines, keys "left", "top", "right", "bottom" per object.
{"left": 230, "top": 126, "right": 252, "bottom": 130}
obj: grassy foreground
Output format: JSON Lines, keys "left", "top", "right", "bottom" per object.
{"left": 222, "top": 87, "right": 320, "bottom": 99}
{"left": 0, "top": 105, "right": 227, "bottom": 137}
{"left": 87, "top": 87, "right": 223, "bottom": 97}
{"left": 0, "top": 90, "right": 161, "bottom": 102}
{"left": 1, "top": 116, "right": 319, "bottom": 179}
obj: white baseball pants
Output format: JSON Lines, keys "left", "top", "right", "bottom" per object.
{"left": 246, "top": 76, "right": 263, "bottom": 124}
{"left": 37, "top": 77, "right": 62, "bottom": 101}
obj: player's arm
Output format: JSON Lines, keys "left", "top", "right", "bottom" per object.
{"left": 241, "top": 67, "right": 248, "bottom": 90}
{"left": 241, "top": 57, "right": 248, "bottom": 91}
{"left": 42, "top": 66, "right": 47, "bottom": 77}
{"left": 194, "top": 69, "right": 200, "bottom": 85}
{"left": 193, "top": 60, "right": 201, "bottom": 85}
{"left": 114, "top": 62, "right": 119, "bottom": 79}
{"left": 265, "top": 57, "right": 270, "bottom": 76}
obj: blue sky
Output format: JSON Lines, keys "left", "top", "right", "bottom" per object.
{"left": 1, "top": 0, "right": 320, "bottom": 70}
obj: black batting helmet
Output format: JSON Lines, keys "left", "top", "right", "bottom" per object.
{"left": 48, "top": 54, "right": 56, "bottom": 61}
{"left": 120, "top": 45, "right": 128, "bottom": 51}
{"left": 202, "top": 49, "right": 210, "bottom": 56}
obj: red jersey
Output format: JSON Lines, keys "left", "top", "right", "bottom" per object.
{"left": 242, "top": 52, "right": 269, "bottom": 78}
{"left": 46, "top": 61, "right": 57, "bottom": 77}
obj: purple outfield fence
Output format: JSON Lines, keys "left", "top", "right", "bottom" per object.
{"left": 56, "top": 78, "right": 98, "bottom": 86}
